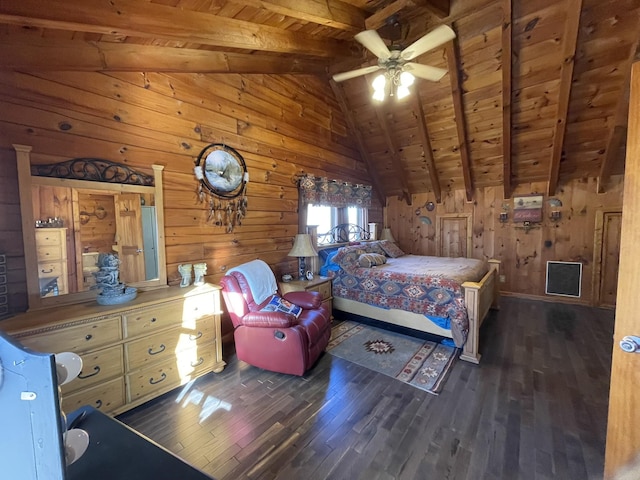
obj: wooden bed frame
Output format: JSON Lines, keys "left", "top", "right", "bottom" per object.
{"left": 309, "top": 225, "right": 500, "bottom": 364}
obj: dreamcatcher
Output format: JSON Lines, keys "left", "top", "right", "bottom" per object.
{"left": 194, "top": 143, "right": 249, "bottom": 233}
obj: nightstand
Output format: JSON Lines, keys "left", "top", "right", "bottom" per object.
{"left": 279, "top": 276, "right": 333, "bottom": 317}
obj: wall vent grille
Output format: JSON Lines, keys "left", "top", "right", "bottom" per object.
{"left": 546, "top": 261, "right": 582, "bottom": 298}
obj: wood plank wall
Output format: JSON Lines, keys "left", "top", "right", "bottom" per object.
{"left": 0, "top": 68, "right": 623, "bottom": 318}
{"left": 386, "top": 176, "right": 624, "bottom": 305}
{"left": 0, "top": 71, "right": 382, "bottom": 321}
{"left": 0, "top": 147, "right": 27, "bottom": 315}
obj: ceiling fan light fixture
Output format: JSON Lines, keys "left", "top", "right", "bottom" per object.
{"left": 372, "top": 88, "right": 386, "bottom": 102}
{"left": 372, "top": 73, "right": 387, "bottom": 91}
{"left": 400, "top": 71, "right": 415, "bottom": 87}
{"left": 396, "top": 85, "right": 411, "bottom": 99}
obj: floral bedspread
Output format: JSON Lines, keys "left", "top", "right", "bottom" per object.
{"left": 330, "top": 244, "right": 488, "bottom": 347}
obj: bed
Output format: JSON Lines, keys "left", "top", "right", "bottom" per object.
{"left": 312, "top": 229, "right": 500, "bottom": 364}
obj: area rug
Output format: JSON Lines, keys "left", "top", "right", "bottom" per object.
{"left": 327, "top": 321, "right": 458, "bottom": 395}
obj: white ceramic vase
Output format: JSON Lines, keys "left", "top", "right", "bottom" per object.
{"left": 193, "top": 263, "right": 207, "bottom": 286}
{"left": 178, "top": 264, "right": 193, "bottom": 287}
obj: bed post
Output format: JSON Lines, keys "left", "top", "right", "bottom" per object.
{"left": 460, "top": 286, "right": 481, "bottom": 364}
{"left": 460, "top": 259, "right": 501, "bottom": 364}
{"left": 488, "top": 259, "right": 500, "bottom": 310}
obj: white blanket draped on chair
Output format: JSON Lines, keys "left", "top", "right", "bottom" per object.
{"left": 228, "top": 259, "right": 278, "bottom": 305}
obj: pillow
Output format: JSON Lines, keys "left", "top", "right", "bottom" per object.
{"left": 333, "top": 246, "right": 367, "bottom": 270}
{"left": 363, "top": 241, "right": 387, "bottom": 256}
{"left": 358, "top": 253, "right": 387, "bottom": 268}
{"left": 379, "top": 240, "right": 405, "bottom": 258}
{"left": 260, "top": 296, "right": 302, "bottom": 318}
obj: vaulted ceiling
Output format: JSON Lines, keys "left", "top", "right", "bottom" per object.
{"left": 1, "top": 0, "right": 639, "bottom": 203}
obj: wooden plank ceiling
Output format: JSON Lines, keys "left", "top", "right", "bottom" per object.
{"left": 1, "top": 0, "right": 639, "bottom": 202}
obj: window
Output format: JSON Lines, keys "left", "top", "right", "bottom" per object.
{"left": 307, "top": 204, "right": 368, "bottom": 245}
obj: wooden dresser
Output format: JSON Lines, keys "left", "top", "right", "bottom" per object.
{"left": 279, "top": 276, "right": 333, "bottom": 316}
{"left": 0, "top": 284, "right": 225, "bottom": 416}
{"left": 35, "top": 227, "right": 68, "bottom": 296}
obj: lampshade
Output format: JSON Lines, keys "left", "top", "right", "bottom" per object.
{"left": 380, "top": 227, "right": 396, "bottom": 243}
{"left": 288, "top": 234, "right": 317, "bottom": 257}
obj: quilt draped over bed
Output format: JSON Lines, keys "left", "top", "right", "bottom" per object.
{"left": 330, "top": 244, "right": 488, "bottom": 348}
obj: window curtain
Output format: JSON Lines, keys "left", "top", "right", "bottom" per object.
{"left": 299, "top": 174, "right": 372, "bottom": 208}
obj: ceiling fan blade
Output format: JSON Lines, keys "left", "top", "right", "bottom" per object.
{"left": 332, "top": 65, "right": 382, "bottom": 82}
{"left": 401, "top": 25, "right": 456, "bottom": 61}
{"left": 354, "top": 30, "right": 391, "bottom": 60}
{"left": 404, "top": 63, "right": 448, "bottom": 82}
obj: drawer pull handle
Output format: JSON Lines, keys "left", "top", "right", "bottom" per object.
{"left": 151, "top": 317, "right": 157, "bottom": 323}
{"left": 78, "top": 366, "right": 101, "bottom": 379}
{"left": 148, "top": 344, "right": 166, "bottom": 355}
{"left": 191, "top": 357, "right": 204, "bottom": 367}
{"left": 41, "top": 268, "right": 54, "bottom": 274}
{"left": 189, "top": 332, "right": 203, "bottom": 341}
{"left": 85, "top": 334, "right": 93, "bottom": 341}
{"left": 149, "top": 373, "right": 167, "bottom": 385}
{"left": 95, "top": 399, "right": 103, "bottom": 409}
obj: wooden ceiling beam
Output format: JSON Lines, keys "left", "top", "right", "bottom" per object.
{"left": 234, "top": 0, "right": 366, "bottom": 32}
{"left": 329, "top": 80, "right": 387, "bottom": 206}
{"left": 412, "top": 0, "right": 451, "bottom": 19}
{"left": 501, "top": 0, "right": 512, "bottom": 199}
{"left": 445, "top": 38, "right": 474, "bottom": 202}
{"left": 373, "top": 101, "right": 413, "bottom": 205}
{"left": 0, "top": 0, "right": 357, "bottom": 58}
{"left": 598, "top": 38, "right": 640, "bottom": 193}
{"left": 547, "top": 0, "right": 583, "bottom": 196}
{"left": 0, "top": 36, "right": 329, "bottom": 74}
{"left": 365, "top": 0, "right": 415, "bottom": 30}
{"left": 412, "top": 90, "right": 442, "bottom": 203}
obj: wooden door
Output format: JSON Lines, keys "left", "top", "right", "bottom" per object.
{"left": 436, "top": 214, "right": 472, "bottom": 258}
{"left": 599, "top": 212, "right": 622, "bottom": 307}
{"left": 605, "top": 62, "right": 640, "bottom": 478}
{"left": 115, "top": 193, "right": 145, "bottom": 283}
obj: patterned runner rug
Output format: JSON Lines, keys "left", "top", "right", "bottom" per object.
{"left": 327, "top": 320, "right": 458, "bottom": 395}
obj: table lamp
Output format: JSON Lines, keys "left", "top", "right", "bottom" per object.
{"left": 380, "top": 227, "right": 396, "bottom": 243}
{"left": 288, "top": 234, "right": 317, "bottom": 280}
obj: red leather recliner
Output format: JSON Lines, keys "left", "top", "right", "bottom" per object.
{"left": 220, "top": 265, "right": 331, "bottom": 376}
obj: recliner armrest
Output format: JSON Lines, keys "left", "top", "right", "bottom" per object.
{"left": 241, "top": 311, "right": 296, "bottom": 328}
{"left": 283, "top": 291, "right": 322, "bottom": 309}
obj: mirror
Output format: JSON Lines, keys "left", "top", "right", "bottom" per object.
{"left": 14, "top": 145, "right": 168, "bottom": 310}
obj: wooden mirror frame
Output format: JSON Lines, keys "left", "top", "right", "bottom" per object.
{"left": 14, "top": 144, "right": 168, "bottom": 311}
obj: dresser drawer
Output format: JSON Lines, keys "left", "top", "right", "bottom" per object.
{"left": 123, "top": 302, "right": 184, "bottom": 338}
{"left": 37, "top": 261, "right": 65, "bottom": 278}
{"left": 126, "top": 345, "right": 215, "bottom": 402}
{"left": 62, "top": 344, "right": 124, "bottom": 394}
{"left": 36, "top": 245, "right": 63, "bottom": 262}
{"left": 62, "top": 377, "right": 125, "bottom": 415}
{"left": 19, "top": 317, "right": 122, "bottom": 354}
{"left": 124, "top": 319, "right": 215, "bottom": 371}
{"left": 309, "top": 281, "right": 331, "bottom": 299}
{"left": 322, "top": 297, "right": 333, "bottom": 313}
{"left": 35, "top": 230, "right": 64, "bottom": 246}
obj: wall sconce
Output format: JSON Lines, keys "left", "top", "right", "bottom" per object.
{"left": 548, "top": 198, "right": 563, "bottom": 222}
{"left": 499, "top": 211, "right": 509, "bottom": 223}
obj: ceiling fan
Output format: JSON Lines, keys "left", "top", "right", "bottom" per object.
{"left": 332, "top": 24, "right": 456, "bottom": 100}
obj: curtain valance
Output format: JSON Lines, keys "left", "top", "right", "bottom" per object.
{"left": 299, "top": 174, "right": 372, "bottom": 208}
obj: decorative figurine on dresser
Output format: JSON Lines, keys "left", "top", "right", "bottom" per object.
{"left": 93, "top": 253, "right": 138, "bottom": 305}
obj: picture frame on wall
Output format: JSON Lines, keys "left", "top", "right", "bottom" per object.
{"left": 513, "top": 194, "right": 543, "bottom": 222}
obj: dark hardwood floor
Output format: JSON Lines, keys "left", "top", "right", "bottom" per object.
{"left": 117, "top": 297, "right": 615, "bottom": 480}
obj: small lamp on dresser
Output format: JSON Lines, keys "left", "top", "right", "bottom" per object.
{"left": 288, "top": 233, "right": 317, "bottom": 280}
